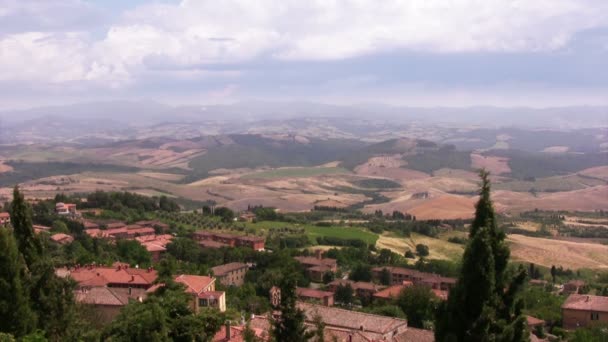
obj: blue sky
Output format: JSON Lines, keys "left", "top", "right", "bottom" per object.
{"left": 0, "top": 0, "right": 607, "bottom": 109}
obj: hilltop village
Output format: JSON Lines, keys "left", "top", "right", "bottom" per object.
{"left": 0, "top": 182, "right": 606, "bottom": 342}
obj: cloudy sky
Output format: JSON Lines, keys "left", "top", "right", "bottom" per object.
{"left": 1, "top": 0, "right": 607, "bottom": 109}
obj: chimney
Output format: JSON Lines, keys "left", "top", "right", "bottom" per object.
{"left": 225, "top": 321, "right": 231, "bottom": 339}
{"left": 131, "top": 275, "right": 135, "bottom": 281}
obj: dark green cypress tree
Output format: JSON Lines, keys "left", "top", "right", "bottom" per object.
{"left": 0, "top": 228, "right": 36, "bottom": 337}
{"left": 9, "top": 186, "right": 42, "bottom": 269}
{"left": 272, "top": 274, "right": 313, "bottom": 342}
{"left": 435, "top": 170, "right": 529, "bottom": 342}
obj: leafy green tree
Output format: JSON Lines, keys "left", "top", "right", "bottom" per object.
{"left": 415, "top": 244, "right": 429, "bottom": 257}
{"left": 334, "top": 284, "right": 354, "bottom": 305}
{"left": 379, "top": 267, "right": 392, "bottom": 286}
{"left": 569, "top": 324, "right": 608, "bottom": 342}
{"left": 272, "top": 274, "right": 313, "bottom": 342}
{"left": 350, "top": 264, "right": 372, "bottom": 282}
{"left": 378, "top": 248, "right": 396, "bottom": 265}
{"left": 397, "top": 285, "right": 437, "bottom": 329}
{"left": 435, "top": 170, "right": 528, "bottom": 342}
{"left": 0, "top": 228, "right": 36, "bottom": 337}
{"left": 51, "top": 220, "right": 68, "bottom": 233}
{"left": 116, "top": 239, "right": 151, "bottom": 266}
{"left": 10, "top": 186, "right": 42, "bottom": 268}
{"left": 322, "top": 271, "right": 335, "bottom": 284}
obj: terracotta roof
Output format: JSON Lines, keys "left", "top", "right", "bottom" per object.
{"left": 74, "top": 287, "right": 147, "bottom": 306}
{"left": 308, "top": 265, "right": 335, "bottom": 273}
{"left": 199, "top": 240, "right": 229, "bottom": 248}
{"left": 50, "top": 233, "right": 74, "bottom": 244}
{"left": 294, "top": 256, "right": 337, "bottom": 267}
{"left": 562, "top": 294, "right": 608, "bottom": 313}
{"left": 394, "top": 328, "right": 435, "bottom": 342}
{"left": 297, "top": 287, "right": 334, "bottom": 299}
{"left": 0, "top": 212, "right": 10, "bottom": 218}
{"left": 328, "top": 279, "right": 382, "bottom": 292}
{"left": 526, "top": 315, "right": 545, "bottom": 327}
{"left": 373, "top": 284, "right": 410, "bottom": 300}
{"left": 212, "top": 262, "right": 248, "bottom": 276}
{"left": 83, "top": 221, "right": 99, "bottom": 229}
{"left": 174, "top": 274, "right": 214, "bottom": 294}
{"left": 298, "top": 302, "right": 408, "bottom": 335}
{"left": 373, "top": 266, "right": 421, "bottom": 276}
{"left": 66, "top": 266, "right": 158, "bottom": 288}
{"left": 213, "top": 315, "right": 271, "bottom": 341}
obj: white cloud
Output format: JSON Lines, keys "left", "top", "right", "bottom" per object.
{"left": 0, "top": 0, "right": 606, "bottom": 90}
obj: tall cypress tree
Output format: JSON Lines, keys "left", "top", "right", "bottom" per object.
{"left": 0, "top": 228, "right": 36, "bottom": 337}
{"left": 8, "top": 186, "right": 77, "bottom": 340}
{"left": 272, "top": 274, "right": 313, "bottom": 342}
{"left": 435, "top": 170, "right": 528, "bottom": 342}
{"left": 9, "top": 186, "right": 42, "bottom": 269}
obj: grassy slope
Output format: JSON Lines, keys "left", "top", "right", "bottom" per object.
{"left": 245, "top": 221, "right": 378, "bottom": 245}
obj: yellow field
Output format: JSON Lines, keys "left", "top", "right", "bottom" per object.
{"left": 508, "top": 234, "right": 608, "bottom": 269}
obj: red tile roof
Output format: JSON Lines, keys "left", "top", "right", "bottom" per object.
{"left": 174, "top": 274, "right": 215, "bottom": 294}
{"left": 0, "top": 212, "right": 10, "bottom": 218}
{"left": 50, "top": 233, "right": 74, "bottom": 244}
{"left": 373, "top": 284, "right": 411, "bottom": 300}
{"left": 562, "top": 294, "right": 608, "bottom": 313}
{"left": 212, "top": 262, "right": 248, "bottom": 277}
{"left": 526, "top": 315, "right": 545, "bottom": 327}
{"left": 74, "top": 287, "right": 147, "bottom": 306}
{"left": 65, "top": 265, "right": 158, "bottom": 288}
{"left": 296, "top": 287, "right": 334, "bottom": 299}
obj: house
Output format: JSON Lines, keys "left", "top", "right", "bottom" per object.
{"left": 563, "top": 280, "right": 586, "bottom": 294}
{"left": 0, "top": 212, "right": 10, "bottom": 225}
{"left": 50, "top": 233, "right": 74, "bottom": 245}
{"left": 135, "top": 220, "right": 170, "bottom": 232}
{"left": 562, "top": 294, "right": 608, "bottom": 329}
{"left": 294, "top": 256, "right": 338, "bottom": 282}
{"left": 212, "top": 262, "right": 249, "bottom": 287}
{"left": 214, "top": 307, "right": 434, "bottom": 342}
{"left": 74, "top": 286, "right": 148, "bottom": 324}
{"left": 297, "top": 302, "right": 433, "bottom": 341}
{"left": 296, "top": 287, "right": 335, "bottom": 306}
{"left": 193, "top": 231, "right": 265, "bottom": 251}
{"left": 56, "top": 202, "right": 78, "bottom": 216}
{"left": 327, "top": 279, "right": 384, "bottom": 299}
{"left": 372, "top": 266, "right": 457, "bottom": 296}
{"left": 135, "top": 234, "right": 174, "bottom": 262}
{"left": 105, "top": 222, "right": 126, "bottom": 229}
{"left": 33, "top": 224, "right": 51, "bottom": 234}
{"left": 373, "top": 283, "right": 412, "bottom": 303}
{"left": 174, "top": 274, "right": 226, "bottom": 313}
{"left": 59, "top": 264, "right": 226, "bottom": 322}
{"left": 238, "top": 211, "right": 257, "bottom": 223}
{"left": 526, "top": 315, "right": 545, "bottom": 331}
{"left": 213, "top": 315, "right": 271, "bottom": 341}
{"left": 83, "top": 221, "right": 100, "bottom": 230}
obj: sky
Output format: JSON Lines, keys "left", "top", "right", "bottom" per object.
{"left": 0, "top": 0, "right": 607, "bottom": 109}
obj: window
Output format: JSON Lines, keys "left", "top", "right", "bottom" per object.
{"left": 591, "top": 312, "right": 599, "bottom": 320}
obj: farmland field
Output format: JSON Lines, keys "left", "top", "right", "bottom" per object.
{"left": 376, "top": 232, "right": 465, "bottom": 261}
{"left": 241, "top": 167, "right": 351, "bottom": 179}
{"left": 245, "top": 221, "right": 378, "bottom": 245}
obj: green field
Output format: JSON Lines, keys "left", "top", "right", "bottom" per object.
{"left": 245, "top": 221, "right": 378, "bottom": 245}
{"left": 241, "top": 167, "right": 351, "bottom": 179}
